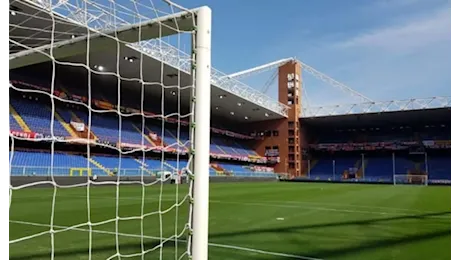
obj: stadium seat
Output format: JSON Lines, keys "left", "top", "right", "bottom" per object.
{"left": 10, "top": 83, "right": 265, "bottom": 180}
{"left": 309, "top": 159, "right": 334, "bottom": 180}
{"left": 91, "top": 155, "right": 145, "bottom": 175}
{"left": 219, "top": 162, "right": 275, "bottom": 177}
{"left": 10, "top": 150, "right": 88, "bottom": 176}
{"left": 394, "top": 157, "right": 415, "bottom": 174}
{"left": 11, "top": 98, "right": 69, "bottom": 137}
{"left": 365, "top": 157, "right": 393, "bottom": 182}
{"left": 428, "top": 157, "right": 451, "bottom": 180}
{"left": 9, "top": 113, "right": 22, "bottom": 131}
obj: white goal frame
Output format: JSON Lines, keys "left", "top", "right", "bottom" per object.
{"left": 9, "top": 3, "right": 212, "bottom": 260}
{"left": 393, "top": 174, "right": 428, "bottom": 186}
{"left": 190, "top": 6, "right": 212, "bottom": 260}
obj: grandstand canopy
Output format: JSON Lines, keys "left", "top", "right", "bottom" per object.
{"left": 301, "top": 108, "right": 451, "bottom": 128}
{"left": 9, "top": 0, "right": 286, "bottom": 122}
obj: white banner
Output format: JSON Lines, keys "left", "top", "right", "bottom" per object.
{"left": 422, "top": 140, "right": 434, "bottom": 146}
{"left": 149, "top": 132, "right": 158, "bottom": 141}
{"left": 70, "top": 121, "right": 85, "bottom": 132}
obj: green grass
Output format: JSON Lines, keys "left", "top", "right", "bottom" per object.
{"left": 10, "top": 182, "right": 451, "bottom": 260}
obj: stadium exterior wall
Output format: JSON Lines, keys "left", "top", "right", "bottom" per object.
{"left": 250, "top": 118, "right": 288, "bottom": 172}
{"left": 10, "top": 176, "right": 277, "bottom": 187}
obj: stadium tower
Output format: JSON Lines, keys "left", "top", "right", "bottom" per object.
{"left": 249, "top": 61, "right": 307, "bottom": 177}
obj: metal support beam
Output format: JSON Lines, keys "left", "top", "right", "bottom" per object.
{"left": 225, "top": 58, "right": 294, "bottom": 79}
{"left": 298, "top": 61, "right": 374, "bottom": 103}
{"left": 10, "top": 2, "right": 198, "bottom": 69}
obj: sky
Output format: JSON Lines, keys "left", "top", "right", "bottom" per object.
{"left": 86, "top": 0, "right": 450, "bottom": 107}
{"left": 170, "top": 0, "right": 451, "bottom": 107}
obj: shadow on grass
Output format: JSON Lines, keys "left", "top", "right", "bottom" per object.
{"left": 10, "top": 239, "right": 176, "bottom": 260}
{"left": 210, "top": 211, "right": 451, "bottom": 240}
{"left": 246, "top": 229, "right": 450, "bottom": 260}
{"left": 227, "top": 211, "right": 451, "bottom": 260}
{"left": 10, "top": 211, "right": 450, "bottom": 260}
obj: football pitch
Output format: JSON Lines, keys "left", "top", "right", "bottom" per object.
{"left": 10, "top": 182, "right": 451, "bottom": 260}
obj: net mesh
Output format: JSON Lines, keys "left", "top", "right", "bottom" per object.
{"left": 393, "top": 174, "right": 428, "bottom": 186}
{"left": 9, "top": 0, "right": 205, "bottom": 259}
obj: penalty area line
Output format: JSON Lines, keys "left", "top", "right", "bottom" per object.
{"left": 10, "top": 220, "right": 322, "bottom": 260}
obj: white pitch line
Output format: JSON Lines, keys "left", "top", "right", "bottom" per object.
{"left": 10, "top": 220, "right": 322, "bottom": 260}
{"left": 263, "top": 199, "right": 434, "bottom": 214}
{"left": 210, "top": 200, "right": 451, "bottom": 219}
{"left": 13, "top": 194, "right": 450, "bottom": 219}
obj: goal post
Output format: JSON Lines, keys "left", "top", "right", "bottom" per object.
{"left": 191, "top": 6, "right": 212, "bottom": 260}
{"left": 393, "top": 174, "right": 428, "bottom": 186}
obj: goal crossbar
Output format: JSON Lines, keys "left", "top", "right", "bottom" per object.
{"left": 10, "top": 3, "right": 200, "bottom": 69}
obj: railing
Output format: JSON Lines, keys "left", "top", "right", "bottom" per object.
{"left": 214, "top": 172, "right": 276, "bottom": 178}
{"left": 10, "top": 166, "right": 278, "bottom": 178}
{"left": 10, "top": 166, "right": 154, "bottom": 177}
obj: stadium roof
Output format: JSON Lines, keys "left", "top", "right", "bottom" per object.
{"left": 301, "top": 96, "right": 451, "bottom": 118}
{"left": 301, "top": 107, "right": 451, "bottom": 128}
{"left": 9, "top": 0, "right": 288, "bottom": 122}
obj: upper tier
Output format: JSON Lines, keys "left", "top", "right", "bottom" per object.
{"left": 10, "top": 96, "right": 260, "bottom": 159}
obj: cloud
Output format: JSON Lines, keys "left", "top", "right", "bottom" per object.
{"left": 335, "top": 6, "right": 450, "bottom": 54}
{"left": 370, "top": 0, "right": 434, "bottom": 9}
{"left": 238, "top": 1, "right": 451, "bottom": 107}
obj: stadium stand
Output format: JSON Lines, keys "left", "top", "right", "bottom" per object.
{"left": 303, "top": 109, "right": 451, "bottom": 184}
{"left": 9, "top": 112, "right": 22, "bottom": 131}
{"left": 9, "top": 89, "right": 262, "bottom": 157}
{"left": 10, "top": 150, "right": 88, "bottom": 176}
{"left": 9, "top": 149, "right": 275, "bottom": 178}
{"left": 428, "top": 157, "right": 451, "bottom": 180}
{"left": 8, "top": 80, "right": 276, "bottom": 179}
{"left": 10, "top": 98, "right": 69, "bottom": 137}
{"left": 309, "top": 159, "right": 334, "bottom": 181}
{"left": 9, "top": 76, "right": 449, "bottom": 184}
{"left": 10, "top": 89, "right": 451, "bottom": 183}
{"left": 365, "top": 157, "right": 394, "bottom": 182}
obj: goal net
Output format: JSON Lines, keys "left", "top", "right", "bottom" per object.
{"left": 9, "top": 0, "right": 211, "bottom": 259}
{"left": 393, "top": 174, "right": 428, "bottom": 186}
